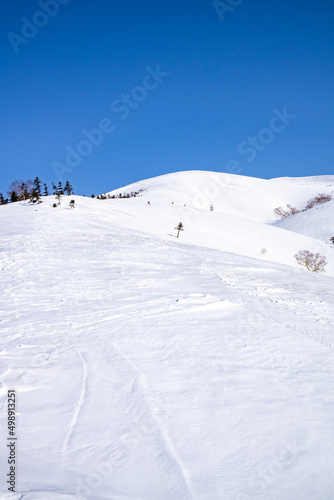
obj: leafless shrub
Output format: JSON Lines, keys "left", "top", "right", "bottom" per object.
{"left": 274, "top": 206, "right": 287, "bottom": 219}
{"left": 306, "top": 193, "right": 332, "bottom": 210}
{"left": 294, "top": 250, "right": 327, "bottom": 273}
{"left": 286, "top": 204, "right": 299, "bottom": 214}
{"left": 274, "top": 205, "right": 299, "bottom": 219}
{"left": 260, "top": 247, "right": 267, "bottom": 255}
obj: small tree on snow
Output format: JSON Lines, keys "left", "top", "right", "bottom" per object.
{"left": 33, "top": 177, "right": 42, "bottom": 197}
{"left": 175, "top": 222, "right": 184, "bottom": 238}
{"left": 210, "top": 205, "right": 214, "bottom": 211}
{"left": 294, "top": 250, "right": 327, "bottom": 273}
{"left": 64, "top": 181, "right": 74, "bottom": 195}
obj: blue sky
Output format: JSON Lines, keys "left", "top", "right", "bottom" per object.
{"left": 1, "top": 0, "right": 334, "bottom": 196}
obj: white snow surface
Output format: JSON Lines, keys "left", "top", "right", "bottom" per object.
{"left": 0, "top": 170, "right": 334, "bottom": 499}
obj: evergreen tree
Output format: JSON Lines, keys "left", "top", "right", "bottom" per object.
{"left": 57, "top": 181, "right": 64, "bottom": 195}
{"left": 64, "top": 180, "right": 74, "bottom": 195}
{"left": 29, "top": 177, "right": 43, "bottom": 203}
{"left": 30, "top": 189, "right": 43, "bottom": 204}
{"left": 43, "top": 183, "right": 49, "bottom": 196}
{"left": 33, "top": 177, "right": 42, "bottom": 197}
{"left": 10, "top": 191, "right": 18, "bottom": 203}
{"left": 51, "top": 182, "right": 57, "bottom": 195}
{"left": 0, "top": 193, "right": 8, "bottom": 205}
{"left": 30, "top": 189, "right": 37, "bottom": 203}
{"left": 174, "top": 222, "right": 184, "bottom": 239}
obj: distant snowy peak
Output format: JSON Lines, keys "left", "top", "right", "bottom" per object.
{"left": 270, "top": 175, "right": 334, "bottom": 186}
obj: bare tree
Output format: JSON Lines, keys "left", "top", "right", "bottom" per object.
{"left": 294, "top": 250, "right": 327, "bottom": 272}
{"left": 7, "top": 179, "right": 33, "bottom": 200}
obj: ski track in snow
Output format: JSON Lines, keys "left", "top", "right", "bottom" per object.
{"left": 109, "top": 342, "right": 196, "bottom": 499}
{"left": 61, "top": 347, "right": 88, "bottom": 455}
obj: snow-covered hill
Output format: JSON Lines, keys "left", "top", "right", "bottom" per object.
{"left": 104, "top": 170, "right": 334, "bottom": 274}
{"left": 1, "top": 171, "right": 334, "bottom": 499}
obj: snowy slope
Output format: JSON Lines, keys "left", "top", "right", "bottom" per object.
{"left": 0, "top": 171, "right": 334, "bottom": 500}
{"left": 103, "top": 171, "right": 334, "bottom": 274}
{"left": 274, "top": 198, "right": 334, "bottom": 243}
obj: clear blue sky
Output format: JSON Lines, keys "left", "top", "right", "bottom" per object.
{"left": 1, "top": 0, "right": 334, "bottom": 196}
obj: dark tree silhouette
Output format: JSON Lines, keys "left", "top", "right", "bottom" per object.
{"left": 64, "top": 181, "right": 74, "bottom": 195}
{"left": 10, "top": 191, "right": 18, "bottom": 203}
{"left": 0, "top": 193, "right": 8, "bottom": 205}
{"left": 33, "top": 177, "right": 42, "bottom": 197}
{"left": 57, "top": 181, "right": 64, "bottom": 195}
{"left": 175, "top": 222, "right": 184, "bottom": 239}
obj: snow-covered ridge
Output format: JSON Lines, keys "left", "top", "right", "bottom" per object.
{"left": 104, "top": 170, "right": 334, "bottom": 222}
{"left": 102, "top": 170, "right": 334, "bottom": 274}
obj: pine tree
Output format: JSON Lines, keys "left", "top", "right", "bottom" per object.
{"left": 10, "top": 191, "right": 18, "bottom": 203}
{"left": 57, "top": 181, "right": 64, "bottom": 195}
{"left": 0, "top": 193, "right": 8, "bottom": 205}
{"left": 30, "top": 189, "right": 37, "bottom": 203}
{"left": 30, "top": 177, "right": 43, "bottom": 203}
{"left": 33, "top": 177, "right": 42, "bottom": 197}
{"left": 174, "top": 222, "right": 184, "bottom": 238}
{"left": 64, "top": 180, "right": 74, "bottom": 195}
{"left": 43, "top": 183, "right": 49, "bottom": 196}
{"left": 51, "top": 182, "right": 57, "bottom": 195}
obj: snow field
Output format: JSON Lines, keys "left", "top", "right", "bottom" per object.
{"left": 0, "top": 171, "right": 334, "bottom": 499}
